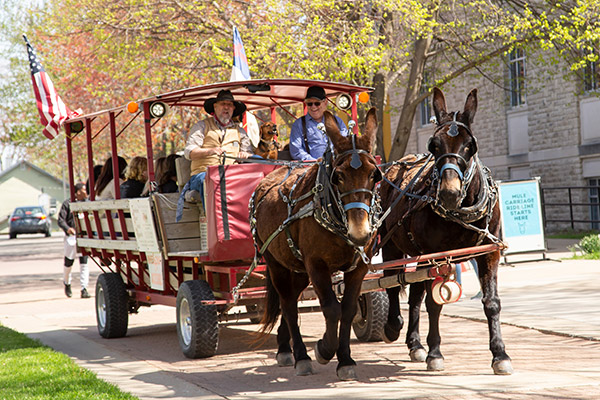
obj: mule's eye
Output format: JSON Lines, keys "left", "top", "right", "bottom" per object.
{"left": 428, "top": 138, "right": 439, "bottom": 154}
{"left": 332, "top": 172, "right": 344, "bottom": 185}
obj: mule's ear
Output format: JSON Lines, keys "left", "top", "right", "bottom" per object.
{"left": 324, "top": 111, "right": 344, "bottom": 150}
{"left": 462, "top": 88, "right": 477, "bottom": 124}
{"left": 432, "top": 87, "right": 447, "bottom": 123}
{"left": 358, "top": 107, "right": 378, "bottom": 153}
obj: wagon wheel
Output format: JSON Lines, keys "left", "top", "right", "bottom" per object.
{"left": 176, "top": 280, "right": 219, "bottom": 358}
{"left": 96, "top": 273, "right": 129, "bottom": 338}
{"left": 352, "top": 291, "right": 389, "bottom": 342}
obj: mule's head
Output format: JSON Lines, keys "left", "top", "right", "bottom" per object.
{"left": 325, "top": 108, "right": 382, "bottom": 246}
{"left": 428, "top": 87, "right": 479, "bottom": 210}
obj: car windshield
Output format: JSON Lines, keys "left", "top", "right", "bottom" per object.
{"left": 15, "top": 207, "right": 44, "bottom": 216}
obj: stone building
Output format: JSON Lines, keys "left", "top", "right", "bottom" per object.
{"left": 390, "top": 48, "right": 600, "bottom": 233}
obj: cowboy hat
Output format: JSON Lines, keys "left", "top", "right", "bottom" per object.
{"left": 204, "top": 90, "right": 247, "bottom": 117}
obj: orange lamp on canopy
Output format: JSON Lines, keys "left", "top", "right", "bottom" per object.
{"left": 127, "top": 101, "right": 139, "bottom": 113}
{"left": 358, "top": 92, "right": 370, "bottom": 104}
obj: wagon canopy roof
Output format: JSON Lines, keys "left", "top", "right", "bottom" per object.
{"left": 67, "top": 79, "right": 374, "bottom": 122}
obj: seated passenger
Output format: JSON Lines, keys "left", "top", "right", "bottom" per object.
{"left": 95, "top": 156, "right": 128, "bottom": 200}
{"left": 289, "top": 85, "right": 348, "bottom": 161}
{"left": 156, "top": 153, "right": 181, "bottom": 193}
{"left": 120, "top": 156, "right": 148, "bottom": 198}
{"left": 181, "top": 90, "right": 253, "bottom": 204}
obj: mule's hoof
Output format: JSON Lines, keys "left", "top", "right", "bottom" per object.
{"left": 492, "top": 359, "right": 514, "bottom": 375}
{"left": 409, "top": 348, "right": 427, "bottom": 362}
{"left": 276, "top": 352, "right": 294, "bottom": 367}
{"left": 314, "top": 340, "right": 331, "bottom": 365}
{"left": 295, "top": 359, "right": 315, "bottom": 376}
{"left": 383, "top": 322, "right": 400, "bottom": 343}
{"left": 426, "top": 357, "right": 444, "bottom": 371}
{"left": 337, "top": 365, "right": 358, "bottom": 381}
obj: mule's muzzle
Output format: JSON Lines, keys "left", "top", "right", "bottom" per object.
{"left": 438, "top": 184, "right": 462, "bottom": 210}
{"left": 345, "top": 204, "right": 373, "bottom": 246}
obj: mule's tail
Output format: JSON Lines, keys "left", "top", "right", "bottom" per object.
{"left": 258, "top": 266, "right": 280, "bottom": 336}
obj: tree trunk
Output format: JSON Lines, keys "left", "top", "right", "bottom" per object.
{"left": 388, "top": 36, "right": 432, "bottom": 162}
{"left": 372, "top": 71, "right": 386, "bottom": 162}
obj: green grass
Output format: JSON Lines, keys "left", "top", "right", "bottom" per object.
{"left": 569, "top": 252, "right": 600, "bottom": 260}
{"left": 0, "top": 325, "right": 138, "bottom": 400}
{"left": 547, "top": 230, "right": 599, "bottom": 240}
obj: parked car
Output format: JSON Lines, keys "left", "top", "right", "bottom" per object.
{"left": 8, "top": 206, "right": 52, "bottom": 239}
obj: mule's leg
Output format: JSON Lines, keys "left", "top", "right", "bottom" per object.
{"left": 275, "top": 316, "right": 293, "bottom": 367}
{"left": 269, "top": 260, "right": 312, "bottom": 375}
{"left": 423, "top": 281, "right": 444, "bottom": 371}
{"left": 382, "top": 243, "right": 405, "bottom": 343}
{"left": 405, "top": 281, "right": 427, "bottom": 362}
{"left": 476, "top": 252, "right": 513, "bottom": 375}
{"left": 307, "top": 260, "right": 342, "bottom": 366}
{"left": 336, "top": 263, "right": 368, "bottom": 381}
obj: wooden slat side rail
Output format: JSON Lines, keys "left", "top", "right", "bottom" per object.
{"left": 71, "top": 200, "right": 138, "bottom": 255}
{"left": 151, "top": 192, "right": 206, "bottom": 256}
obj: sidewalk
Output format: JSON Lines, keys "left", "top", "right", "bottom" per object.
{"left": 1, "top": 236, "right": 599, "bottom": 399}
{"left": 447, "top": 239, "right": 600, "bottom": 341}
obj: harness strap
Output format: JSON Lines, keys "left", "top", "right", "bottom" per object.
{"left": 439, "top": 162, "right": 464, "bottom": 180}
{"left": 285, "top": 226, "right": 303, "bottom": 260}
{"left": 258, "top": 200, "right": 315, "bottom": 255}
{"left": 375, "top": 153, "right": 433, "bottom": 230}
{"left": 301, "top": 116, "right": 310, "bottom": 154}
{"left": 344, "top": 202, "right": 370, "bottom": 212}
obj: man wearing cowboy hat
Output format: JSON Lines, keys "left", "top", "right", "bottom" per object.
{"left": 182, "top": 89, "right": 253, "bottom": 203}
{"left": 289, "top": 85, "right": 348, "bottom": 161}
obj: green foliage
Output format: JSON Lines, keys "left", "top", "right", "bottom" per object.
{"left": 579, "top": 234, "right": 600, "bottom": 253}
{"left": 1, "top": 0, "right": 600, "bottom": 167}
{"left": 0, "top": 325, "right": 138, "bottom": 399}
{"left": 568, "top": 233, "right": 600, "bottom": 259}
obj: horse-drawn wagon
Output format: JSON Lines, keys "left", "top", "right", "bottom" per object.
{"left": 63, "top": 79, "right": 510, "bottom": 380}
{"left": 63, "top": 79, "right": 377, "bottom": 357}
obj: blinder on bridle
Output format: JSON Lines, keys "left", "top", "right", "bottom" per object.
{"left": 427, "top": 112, "right": 478, "bottom": 182}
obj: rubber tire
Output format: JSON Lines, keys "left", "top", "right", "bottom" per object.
{"left": 9, "top": 232, "right": 16, "bottom": 239}
{"left": 96, "top": 273, "right": 129, "bottom": 338}
{"left": 45, "top": 230, "right": 51, "bottom": 237}
{"left": 352, "top": 291, "right": 389, "bottom": 342}
{"left": 176, "top": 280, "right": 219, "bottom": 358}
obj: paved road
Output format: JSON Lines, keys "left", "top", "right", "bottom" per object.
{"left": 1, "top": 233, "right": 599, "bottom": 399}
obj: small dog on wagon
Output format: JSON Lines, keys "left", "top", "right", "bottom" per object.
{"left": 253, "top": 122, "right": 281, "bottom": 159}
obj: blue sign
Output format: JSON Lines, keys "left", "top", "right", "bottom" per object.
{"left": 498, "top": 179, "right": 545, "bottom": 254}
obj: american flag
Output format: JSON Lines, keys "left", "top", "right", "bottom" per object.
{"left": 24, "top": 35, "right": 78, "bottom": 140}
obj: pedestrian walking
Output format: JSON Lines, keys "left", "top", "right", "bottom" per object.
{"left": 58, "top": 182, "right": 90, "bottom": 298}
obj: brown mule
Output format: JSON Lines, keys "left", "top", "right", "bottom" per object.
{"left": 252, "top": 109, "right": 381, "bottom": 380}
{"left": 379, "top": 87, "right": 513, "bottom": 375}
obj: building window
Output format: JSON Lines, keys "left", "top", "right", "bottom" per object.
{"left": 419, "top": 74, "right": 432, "bottom": 127}
{"left": 509, "top": 48, "right": 526, "bottom": 107}
{"left": 584, "top": 53, "right": 599, "bottom": 92}
{"left": 590, "top": 178, "right": 599, "bottom": 230}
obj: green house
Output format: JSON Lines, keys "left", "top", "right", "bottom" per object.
{"left": 0, "top": 161, "right": 68, "bottom": 234}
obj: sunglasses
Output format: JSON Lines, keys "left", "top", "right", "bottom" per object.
{"left": 305, "top": 101, "right": 322, "bottom": 107}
